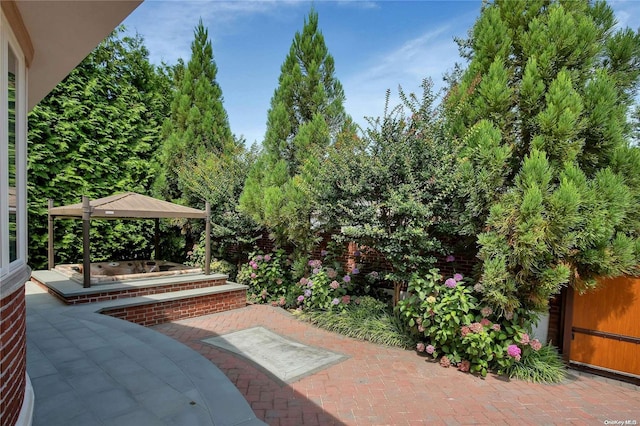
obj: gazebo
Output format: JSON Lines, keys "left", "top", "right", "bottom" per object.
{"left": 48, "top": 192, "right": 211, "bottom": 287}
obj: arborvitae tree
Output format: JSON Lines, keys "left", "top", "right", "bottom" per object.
{"left": 155, "top": 19, "right": 234, "bottom": 205}
{"left": 28, "top": 27, "right": 170, "bottom": 268}
{"left": 446, "top": 0, "right": 640, "bottom": 314}
{"left": 239, "top": 9, "right": 348, "bottom": 269}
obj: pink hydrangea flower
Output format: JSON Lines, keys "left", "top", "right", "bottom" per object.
{"left": 458, "top": 360, "right": 471, "bottom": 373}
{"left": 330, "top": 281, "right": 340, "bottom": 289}
{"left": 461, "top": 326, "right": 471, "bottom": 337}
{"left": 251, "top": 263, "right": 258, "bottom": 270}
{"left": 297, "top": 295, "right": 304, "bottom": 302}
{"left": 444, "top": 278, "right": 457, "bottom": 288}
{"left": 426, "top": 345, "right": 435, "bottom": 354}
{"left": 342, "top": 295, "right": 351, "bottom": 304}
{"left": 250, "top": 273, "right": 257, "bottom": 279}
{"left": 492, "top": 324, "right": 501, "bottom": 332}
{"left": 507, "top": 344, "right": 521, "bottom": 361}
{"left": 299, "top": 278, "right": 308, "bottom": 286}
{"left": 255, "top": 255, "right": 263, "bottom": 261}
{"left": 480, "top": 318, "right": 491, "bottom": 327}
{"left": 530, "top": 339, "right": 542, "bottom": 351}
{"left": 521, "top": 333, "right": 530, "bottom": 345}
{"left": 327, "top": 268, "right": 337, "bottom": 279}
{"left": 454, "top": 273, "right": 463, "bottom": 282}
{"left": 264, "top": 254, "right": 271, "bottom": 262}
{"left": 331, "top": 298, "right": 340, "bottom": 305}
{"left": 480, "top": 306, "right": 493, "bottom": 317}
{"left": 469, "top": 322, "right": 483, "bottom": 333}
{"left": 416, "top": 342, "right": 425, "bottom": 352}
{"left": 440, "top": 356, "right": 451, "bottom": 367}
{"left": 445, "top": 255, "right": 455, "bottom": 262}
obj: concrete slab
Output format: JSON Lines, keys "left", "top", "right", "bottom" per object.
{"left": 203, "top": 326, "right": 347, "bottom": 383}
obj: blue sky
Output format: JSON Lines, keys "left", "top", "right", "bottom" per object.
{"left": 123, "top": 0, "right": 640, "bottom": 145}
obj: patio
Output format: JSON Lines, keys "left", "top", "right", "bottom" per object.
{"left": 26, "top": 280, "right": 640, "bottom": 425}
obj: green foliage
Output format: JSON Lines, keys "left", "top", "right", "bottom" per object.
{"left": 156, "top": 20, "right": 234, "bottom": 205}
{"left": 315, "top": 80, "right": 463, "bottom": 283}
{"left": 154, "top": 20, "right": 241, "bottom": 262}
{"left": 447, "top": 0, "right": 640, "bottom": 313}
{"left": 27, "top": 27, "right": 170, "bottom": 268}
{"left": 294, "top": 257, "right": 353, "bottom": 311}
{"left": 296, "top": 296, "right": 415, "bottom": 348}
{"left": 397, "top": 269, "right": 541, "bottom": 377}
{"left": 239, "top": 9, "right": 349, "bottom": 262}
{"left": 178, "top": 140, "right": 260, "bottom": 266}
{"left": 237, "top": 251, "right": 292, "bottom": 304}
{"left": 505, "top": 345, "right": 567, "bottom": 383}
{"left": 185, "top": 241, "right": 237, "bottom": 280}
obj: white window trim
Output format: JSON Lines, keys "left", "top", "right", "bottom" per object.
{"left": 0, "top": 10, "right": 27, "bottom": 278}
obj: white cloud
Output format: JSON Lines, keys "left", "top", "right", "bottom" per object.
{"left": 342, "top": 17, "right": 474, "bottom": 128}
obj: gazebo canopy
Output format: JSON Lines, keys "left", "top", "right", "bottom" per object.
{"left": 48, "top": 192, "right": 211, "bottom": 287}
{"left": 49, "top": 192, "right": 207, "bottom": 219}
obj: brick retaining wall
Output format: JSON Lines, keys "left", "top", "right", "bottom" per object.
{"left": 31, "top": 276, "right": 227, "bottom": 305}
{"left": 101, "top": 290, "right": 247, "bottom": 327}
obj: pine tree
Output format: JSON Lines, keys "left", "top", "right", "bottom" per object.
{"left": 447, "top": 0, "right": 640, "bottom": 314}
{"left": 239, "top": 9, "right": 348, "bottom": 267}
{"left": 155, "top": 19, "right": 234, "bottom": 205}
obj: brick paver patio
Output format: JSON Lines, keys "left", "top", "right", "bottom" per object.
{"left": 153, "top": 304, "right": 640, "bottom": 425}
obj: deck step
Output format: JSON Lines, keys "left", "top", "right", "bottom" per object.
{"left": 92, "top": 282, "right": 249, "bottom": 327}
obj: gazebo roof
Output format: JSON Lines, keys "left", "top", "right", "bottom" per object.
{"left": 49, "top": 192, "right": 207, "bottom": 219}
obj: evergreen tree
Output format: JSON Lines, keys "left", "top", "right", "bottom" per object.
{"left": 447, "top": 0, "right": 640, "bottom": 314}
{"left": 239, "top": 9, "right": 348, "bottom": 268}
{"left": 155, "top": 19, "right": 234, "bottom": 205}
{"left": 28, "top": 27, "right": 170, "bottom": 268}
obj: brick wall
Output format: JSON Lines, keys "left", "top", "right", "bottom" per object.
{"left": 0, "top": 287, "right": 26, "bottom": 426}
{"left": 101, "top": 290, "right": 247, "bottom": 327}
{"left": 31, "top": 277, "right": 227, "bottom": 305}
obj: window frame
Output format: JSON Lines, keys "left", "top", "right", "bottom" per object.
{"left": 0, "top": 10, "right": 27, "bottom": 277}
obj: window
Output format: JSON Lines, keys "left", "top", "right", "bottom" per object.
{"left": 1, "top": 13, "right": 26, "bottom": 274}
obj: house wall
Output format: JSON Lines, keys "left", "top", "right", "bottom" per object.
{"left": 0, "top": 5, "right": 30, "bottom": 425}
{"left": 0, "top": 277, "right": 28, "bottom": 426}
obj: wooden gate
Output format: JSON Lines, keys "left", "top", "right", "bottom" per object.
{"left": 569, "top": 276, "right": 640, "bottom": 380}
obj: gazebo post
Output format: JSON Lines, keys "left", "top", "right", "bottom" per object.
{"left": 82, "top": 195, "right": 91, "bottom": 288}
{"left": 154, "top": 218, "right": 160, "bottom": 260}
{"left": 48, "top": 199, "right": 54, "bottom": 270}
{"left": 205, "top": 201, "right": 211, "bottom": 275}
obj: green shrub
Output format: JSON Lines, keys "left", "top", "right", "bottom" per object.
{"left": 185, "top": 241, "right": 237, "bottom": 280}
{"left": 297, "top": 296, "right": 414, "bottom": 348}
{"left": 294, "top": 258, "right": 354, "bottom": 311}
{"left": 504, "top": 344, "right": 567, "bottom": 383}
{"left": 397, "top": 268, "right": 538, "bottom": 377}
{"left": 237, "top": 250, "right": 291, "bottom": 304}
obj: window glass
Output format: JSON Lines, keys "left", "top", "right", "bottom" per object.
{"left": 8, "top": 45, "right": 17, "bottom": 262}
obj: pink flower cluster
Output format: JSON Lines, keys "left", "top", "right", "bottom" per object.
{"left": 308, "top": 259, "right": 322, "bottom": 269}
{"left": 520, "top": 333, "right": 542, "bottom": 351}
{"left": 507, "top": 344, "right": 521, "bottom": 361}
{"left": 457, "top": 360, "right": 471, "bottom": 372}
{"left": 444, "top": 273, "right": 464, "bottom": 288}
